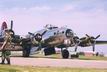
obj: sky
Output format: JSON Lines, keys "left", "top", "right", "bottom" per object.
{"left": 0, "top": 0, "right": 107, "bottom": 54}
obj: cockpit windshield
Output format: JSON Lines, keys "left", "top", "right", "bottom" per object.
{"left": 44, "top": 24, "right": 58, "bottom": 30}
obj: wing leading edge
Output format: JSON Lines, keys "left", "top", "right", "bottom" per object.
{"left": 96, "top": 41, "right": 107, "bottom": 44}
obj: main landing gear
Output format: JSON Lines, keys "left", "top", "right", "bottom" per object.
{"left": 61, "top": 48, "right": 79, "bottom": 59}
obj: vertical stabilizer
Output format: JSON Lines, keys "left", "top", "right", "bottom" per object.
{"left": 0, "top": 21, "right": 8, "bottom": 36}
{"left": 1, "top": 21, "right": 7, "bottom": 30}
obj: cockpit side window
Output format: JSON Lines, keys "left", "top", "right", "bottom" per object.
{"left": 49, "top": 27, "right": 52, "bottom": 30}
{"left": 62, "top": 31, "right": 64, "bottom": 34}
{"left": 54, "top": 32, "right": 56, "bottom": 35}
{"left": 57, "top": 31, "right": 59, "bottom": 34}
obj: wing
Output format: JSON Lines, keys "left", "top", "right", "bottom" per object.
{"left": 96, "top": 40, "right": 107, "bottom": 44}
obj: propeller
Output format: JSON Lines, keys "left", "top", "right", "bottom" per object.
{"left": 32, "top": 30, "right": 47, "bottom": 51}
{"left": 34, "top": 33, "right": 42, "bottom": 42}
{"left": 85, "top": 34, "right": 100, "bottom": 41}
{"left": 35, "top": 30, "right": 47, "bottom": 42}
{"left": 10, "top": 20, "right": 13, "bottom": 30}
{"left": 73, "top": 36, "right": 80, "bottom": 44}
{"left": 85, "top": 34, "right": 100, "bottom": 52}
{"left": 4, "top": 20, "right": 15, "bottom": 38}
{"left": 85, "top": 34, "right": 90, "bottom": 38}
{"left": 28, "top": 30, "right": 47, "bottom": 42}
{"left": 73, "top": 36, "right": 80, "bottom": 52}
{"left": 28, "top": 32, "right": 35, "bottom": 36}
{"left": 41, "top": 30, "right": 47, "bottom": 36}
{"left": 9, "top": 20, "right": 15, "bottom": 37}
{"left": 95, "top": 35, "right": 100, "bottom": 39}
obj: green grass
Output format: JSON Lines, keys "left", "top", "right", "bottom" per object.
{"left": 0, "top": 65, "right": 107, "bottom": 72}
{"left": 79, "top": 55, "right": 107, "bottom": 60}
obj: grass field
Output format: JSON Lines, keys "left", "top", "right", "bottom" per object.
{"left": 0, "top": 65, "right": 107, "bottom": 72}
{"left": 79, "top": 55, "right": 107, "bottom": 60}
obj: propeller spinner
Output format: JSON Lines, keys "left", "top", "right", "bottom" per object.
{"left": 29, "top": 30, "right": 47, "bottom": 42}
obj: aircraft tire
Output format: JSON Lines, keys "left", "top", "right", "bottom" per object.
{"left": 23, "top": 49, "right": 29, "bottom": 57}
{"left": 23, "top": 48, "right": 30, "bottom": 57}
{"left": 44, "top": 47, "right": 56, "bottom": 56}
{"left": 62, "top": 49, "right": 69, "bottom": 59}
{"left": 21, "top": 38, "right": 31, "bottom": 57}
{"left": 22, "top": 45, "right": 31, "bottom": 57}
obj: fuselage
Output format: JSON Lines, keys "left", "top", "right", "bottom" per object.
{"left": 29, "top": 25, "right": 76, "bottom": 48}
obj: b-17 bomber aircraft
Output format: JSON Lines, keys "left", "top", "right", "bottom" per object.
{"left": 0, "top": 22, "right": 107, "bottom": 59}
{"left": 26, "top": 24, "right": 107, "bottom": 58}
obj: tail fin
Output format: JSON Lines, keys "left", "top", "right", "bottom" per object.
{"left": 0, "top": 21, "right": 8, "bottom": 37}
{"left": 1, "top": 21, "right": 7, "bottom": 30}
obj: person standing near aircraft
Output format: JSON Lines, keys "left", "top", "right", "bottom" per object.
{"left": 0, "top": 29, "right": 14, "bottom": 64}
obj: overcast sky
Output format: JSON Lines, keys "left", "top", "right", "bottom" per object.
{"left": 0, "top": 0, "right": 107, "bottom": 40}
{"left": 0, "top": 0, "right": 107, "bottom": 55}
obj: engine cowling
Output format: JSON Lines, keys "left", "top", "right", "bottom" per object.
{"left": 65, "top": 29, "right": 74, "bottom": 38}
{"left": 34, "top": 33, "right": 42, "bottom": 42}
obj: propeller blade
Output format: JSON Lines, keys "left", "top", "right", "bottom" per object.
{"left": 75, "top": 44, "right": 78, "bottom": 52}
{"left": 92, "top": 44, "right": 95, "bottom": 52}
{"left": 35, "top": 33, "right": 42, "bottom": 42}
{"left": 85, "top": 34, "right": 90, "bottom": 38}
{"left": 28, "top": 32, "right": 35, "bottom": 36}
{"left": 11, "top": 20, "right": 13, "bottom": 30}
{"left": 95, "top": 35, "right": 100, "bottom": 39}
{"left": 41, "top": 30, "right": 47, "bottom": 36}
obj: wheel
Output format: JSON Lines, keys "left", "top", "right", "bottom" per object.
{"left": 21, "top": 38, "right": 31, "bottom": 57}
{"left": 44, "top": 47, "right": 56, "bottom": 56}
{"left": 23, "top": 49, "right": 29, "bottom": 57}
{"left": 22, "top": 45, "right": 31, "bottom": 57}
{"left": 62, "top": 49, "right": 69, "bottom": 59}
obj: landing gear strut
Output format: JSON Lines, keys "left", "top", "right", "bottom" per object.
{"left": 21, "top": 38, "right": 31, "bottom": 57}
